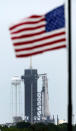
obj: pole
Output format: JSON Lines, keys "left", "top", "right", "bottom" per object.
{"left": 12, "top": 85, "right": 13, "bottom": 119}
{"left": 30, "top": 57, "right": 32, "bottom": 69}
{"left": 19, "top": 84, "right": 21, "bottom": 115}
{"left": 30, "top": 56, "right": 33, "bottom": 123}
{"left": 15, "top": 83, "right": 17, "bottom": 116}
{"left": 68, "top": 0, "right": 72, "bottom": 130}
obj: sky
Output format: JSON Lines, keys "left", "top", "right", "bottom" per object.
{"left": 0, "top": 0, "right": 76, "bottom": 124}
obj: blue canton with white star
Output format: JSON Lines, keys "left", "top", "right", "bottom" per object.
{"left": 45, "top": 5, "right": 65, "bottom": 32}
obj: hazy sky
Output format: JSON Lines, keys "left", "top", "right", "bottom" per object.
{"left": 0, "top": 0, "right": 76, "bottom": 124}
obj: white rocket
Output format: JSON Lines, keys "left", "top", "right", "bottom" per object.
{"left": 41, "top": 75, "right": 50, "bottom": 119}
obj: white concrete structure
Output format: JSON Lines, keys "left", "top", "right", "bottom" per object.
{"left": 11, "top": 76, "right": 22, "bottom": 122}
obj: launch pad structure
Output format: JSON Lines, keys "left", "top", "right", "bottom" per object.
{"left": 11, "top": 68, "right": 54, "bottom": 123}
{"left": 22, "top": 69, "right": 38, "bottom": 123}
{"left": 21, "top": 68, "right": 55, "bottom": 124}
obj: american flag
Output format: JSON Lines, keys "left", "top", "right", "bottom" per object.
{"left": 9, "top": 5, "right": 66, "bottom": 58}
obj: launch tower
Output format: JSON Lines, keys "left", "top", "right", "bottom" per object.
{"left": 21, "top": 69, "right": 55, "bottom": 124}
{"left": 22, "top": 69, "right": 38, "bottom": 123}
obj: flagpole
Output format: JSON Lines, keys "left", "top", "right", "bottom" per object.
{"left": 68, "top": 0, "right": 72, "bottom": 130}
{"left": 30, "top": 57, "right": 32, "bottom": 69}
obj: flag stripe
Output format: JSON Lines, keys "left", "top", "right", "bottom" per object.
{"left": 9, "top": 17, "right": 45, "bottom": 30}
{"left": 29, "top": 15, "right": 44, "bottom": 18}
{"left": 13, "top": 34, "right": 66, "bottom": 47}
{"left": 16, "top": 45, "right": 66, "bottom": 58}
{"left": 11, "top": 27, "right": 65, "bottom": 38}
{"left": 15, "top": 38, "right": 66, "bottom": 52}
{"left": 12, "top": 30, "right": 65, "bottom": 40}
{"left": 12, "top": 28, "right": 65, "bottom": 43}
{"left": 11, "top": 25, "right": 45, "bottom": 35}
{"left": 11, "top": 27, "right": 45, "bottom": 38}
{"left": 13, "top": 35, "right": 66, "bottom": 49}
{"left": 12, "top": 31, "right": 46, "bottom": 42}
{"left": 15, "top": 42, "right": 66, "bottom": 55}
{"left": 10, "top": 21, "right": 46, "bottom": 33}
{"left": 13, "top": 31, "right": 66, "bottom": 46}
{"left": 10, "top": 20, "right": 46, "bottom": 33}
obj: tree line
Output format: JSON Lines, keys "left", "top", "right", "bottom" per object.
{"left": 0, "top": 121, "right": 76, "bottom": 131}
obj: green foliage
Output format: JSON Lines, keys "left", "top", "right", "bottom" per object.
{"left": 29, "top": 122, "right": 58, "bottom": 131}
{"left": 16, "top": 121, "right": 31, "bottom": 129}
{"left": 57, "top": 123, "right": 68, "bottom": 131}
{"left": 30, "top": 122, "right": 46, "bottom": 131}
{"left": 1, "top": 122, "right": 76, "bottom": 131}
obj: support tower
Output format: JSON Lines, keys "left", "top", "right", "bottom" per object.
{"left": 22, "top": 69, "right": 38, "bottom": 123}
